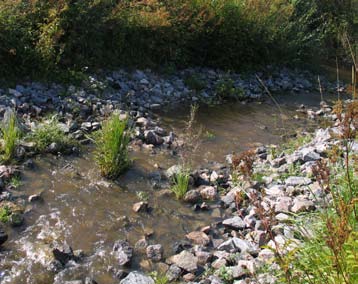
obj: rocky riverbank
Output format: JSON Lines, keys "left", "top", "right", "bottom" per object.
{"left": 0, "top": 67, "right": 350, "bottom": 284}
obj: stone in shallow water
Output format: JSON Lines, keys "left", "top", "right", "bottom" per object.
{"left": 146, "top": 244, "right": 163, "bottom": 261}
{"left": 186, "top": 231, "right": 210, "bottom": 246}
{"left": 113, "top": 240, "right": 133, "bottom": 266}
{"left": 52, "top": 243, "right": 74, "bottom": 265}
{"left": 184, "top": 190, "right": 201, "bottom": 204}
{"left": 120, "top": 271, "right": 154, "bottom": 284}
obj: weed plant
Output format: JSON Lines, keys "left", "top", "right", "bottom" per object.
{"left": 150, "top": 271, "right": 169, "bottom": 284}
{"left": 28, "top": 116, "right": 75, "bottom": 153}
{"left": 94, "top": 114, "right": 131, "bottom": 179}
{"left": 171, "top": 169, "right": 190, "bottom": 200}
{"left": 0, "top": 111, "right": 20, "bottom": 163}
{"left": 268, "top": 100, "right": 358, "bottom": 284}
{"left": 0, "top": 205, "right": 11, "bottom": 223}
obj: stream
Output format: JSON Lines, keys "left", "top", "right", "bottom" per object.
{"left": 0, "top": 91, "right": 338, "bottom": 283}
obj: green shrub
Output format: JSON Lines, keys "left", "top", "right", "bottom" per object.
{"left": 1, "top": 0, "right": 355, "bottom": 80}
{"left": 28, "top": 116, "right": 75, "bottom": 153}
{"left": 171, "top": 169, "right": 190, "bottom": 200}
{"left": 94, "top": 114, "right": 131, "bottom": 179}
{"left": 0, "top": 206, "right": 11, "bottom": 223}
{"left": 215, "top": 78, "right": 245, "bottom": 101}
{"left": 0, "top": 111, "right": 20, "bottom": 163}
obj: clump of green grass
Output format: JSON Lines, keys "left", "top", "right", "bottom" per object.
{"left": 171, "top": 169, "right": 190, "bottom": 200}
{"left": 0, "top": 205, "right": 11, "bottom": 223}
{"left": 9, "top": 175, "right": 22, "bottom": 188}
{"left": 150, "top": 271, "right": 169, "bottom": 284}
{"left": 94, "top": 114, "right": 131, "bottom": 179}
{"left": 0, "top": 111, "right": 20, "bottom": 163}
{"left": 28, "top": 116, "right": 75, "bottom": 153}
{"left": 215, "top": 77, "right": 245, "bottom": 101}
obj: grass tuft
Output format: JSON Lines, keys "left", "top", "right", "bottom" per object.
{"left": 94, "top": 114, "right": 131, "bottom": 179}
{"left": 0, "top": 111, "right": 20, "bottom": 163}
{"left": 0, "top": 205, "right": 11, "bottom": 223}
{"left": 171, "top": 169, "right": 190, "bottom": 200}
{"left": 28, "top": 116, "right": 75, "bottom": 153}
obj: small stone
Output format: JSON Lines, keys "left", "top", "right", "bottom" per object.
{"left": 291, "top": 197, "right": 315, "bottom": 213}
{"left": 52, "top": 243, "right": 74, "bottom": 265}
{"left": 28, "top": 194, "right": 42, "bottom": 202}
{"left": 222, "top": 216, "right": 245, "bottom": 230}
{"left": 218, "top": 238, "right": 256, "bottom": 254}
{"left": 120, "top": 271, "right": 154, "bottom": 284}
{"left": 146, "top": 244, "right": 163, "bottom": 261}
{"left": 195, "top": 251, "right": 212, "bottom": 265}
{"left": 199, "top": 186, "right": 217, "bottom": 200}
{"left": 168, "top": 250, "right": 198, "bottom": 272}
{"left": 184, "top": 190, "right": 201, "bottom": 204}
{"left": 145, "top": 130, "right": 164, "bottom": 146}
{"left": 186, "top": 231, "right": 210, "bottom": 246}
{"left": 135, "top": 238, "right": 148, "bottom": 251}
{"left": 300, "top": 148, "right": 320, "bottom": 162}
{"left": 285, "top": 176, "right": 312, "bottom": 186}
{"left": 183, "top": 273, "right": 195, "bottom": 282}
{"left": 133, "top": 202, "right": 148, "bottom": 213}
{"left": 113, "top": 240, "right": 133, "bottom": 266}
{"left": 166, "top": 265, "right": 182, "bottom": 282}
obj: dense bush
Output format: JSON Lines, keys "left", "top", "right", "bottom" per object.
{"left": 0, "top": 0, "right": 356, "bottom": 81}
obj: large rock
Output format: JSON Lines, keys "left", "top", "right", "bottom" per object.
{"left": 285, "top": 176, "right": 312, "bottom": 186}
{"left": 168, "top": 250, "right": 198, "bottom": 272}
{"left": 300, "top": 147, "right": 320, "bottom": 162}
{"left": 113, "top": 240, "right": 133, "bottom": 266}
{"left": 120, "top": 271, "right": 154, "bottom": 284}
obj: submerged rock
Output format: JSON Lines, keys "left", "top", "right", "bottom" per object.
{"left": 52, "top": 243, "right": 75, "bottom": 265}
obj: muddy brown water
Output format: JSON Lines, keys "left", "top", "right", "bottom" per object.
{"left": 0, "top": 92, "right": 345, "bottom": 283}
